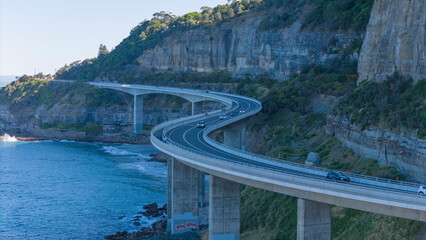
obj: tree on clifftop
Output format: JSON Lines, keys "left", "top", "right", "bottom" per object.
{"left": 98, "top": 44, "right": 109, "bottom": 57}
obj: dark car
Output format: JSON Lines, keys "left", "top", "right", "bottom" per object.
{"left": 230, "top": 112, "right": 238, "bottom": 117}
{"left": 196, "top": 121, "right": 206, "bottom": 128}
{"left": 326, "top": 172, "right": 350, "bottom": 182}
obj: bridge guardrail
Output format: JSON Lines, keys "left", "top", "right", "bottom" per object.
{"left": 151, "top": 130, "right": 426, "bottom": 206}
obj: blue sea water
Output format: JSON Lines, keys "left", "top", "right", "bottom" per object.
{"left": 0, "top": 139, "right": 167, "bottom": 239}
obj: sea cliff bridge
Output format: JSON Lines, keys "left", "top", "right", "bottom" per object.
{"left": 89, "top": 82, "right": 426, "bottom": 240}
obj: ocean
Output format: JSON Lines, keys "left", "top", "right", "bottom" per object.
{"left": 0, "top": 137, "right": 167, "bottom": 239}
{"left": 0, "top": 75, "right": 18, "bottom": 88}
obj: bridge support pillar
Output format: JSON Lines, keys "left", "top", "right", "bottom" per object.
{"left": 297, "top": 199, "right": 331, "bottom": 240}
{"left": 209, "top": 175, "right": 240, "bottom": 240}
{"left": 199, "top": 172, "right": 206, "bottom": 207}
{"left": 133, "top": 95, "right": 143, "bottom": 134}
{"left": 224, "top": 122, "right": 246, "bottom": 150}
{"left": 170, "top": 158, "right": 200, "bottom": 234}
{"left": 192, "top": 101, "right": 203, "bottom": 115}
{"left": 167, "top": 157, "right": 173, "bottom": 231}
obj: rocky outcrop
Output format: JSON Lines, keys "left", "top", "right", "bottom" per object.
{"left": 358, "top": 0, "right": 425, "bottom": 83}
{"left": 0, "top": 103, "right": 190, "bottom": 143}
{"left": 137, "top": 19, "right": 358, "bottom": 80}
{"left": 326, "top": 114, "right": 426, "bottom": 183}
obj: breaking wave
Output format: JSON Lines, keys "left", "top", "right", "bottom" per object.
{"left": 1, "top": 134, "right": 18, "bottom": 142}
{"left": 102, "top": 146, "right": 152, "bottom": 159}
{"left": 117, "top": 161, "right": 167, "bottom": 177}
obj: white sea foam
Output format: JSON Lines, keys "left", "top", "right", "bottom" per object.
{"left": 118, "top": 161, "right": 167, "bottom": 177}
{"left": 102, "top": 146, "right": 152, "bottom": 159}
{"left": 1, "top": 134, "right": 18, "bottom": 142}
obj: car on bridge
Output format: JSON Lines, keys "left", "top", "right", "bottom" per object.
{"left": 326, "top": 172, "right": 350, "bottom": 182}
{"left": 219, "top": 115, "right": 227, "bottom": 120}
{"left": 196, "top": 121, "right": 206, "bottom": 128}
{"left": 418, "top": 185, "right": 425, "bottom": 195}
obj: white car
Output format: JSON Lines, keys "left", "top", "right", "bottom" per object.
{"left": 219, "top": 115, "right": 227, "bottom": 120}
{"left": 418, "top": 185, "right": 425, "bottom": 195}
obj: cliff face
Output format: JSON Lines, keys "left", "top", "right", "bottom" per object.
{"left": 327, "top": 115, "right": 426, "bottom": 183}
{"left": 358, "top": 0, "right": 425, "bottom": 83}
{"left": 137, "top": 18, "right": 357, "bottom": 80}
{"left": 0, "top": 103, "right": 190, "bottom": 143}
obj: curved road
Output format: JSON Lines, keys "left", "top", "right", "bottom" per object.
{"left": 89, "top": 82, "right": 426, "bottom": 222}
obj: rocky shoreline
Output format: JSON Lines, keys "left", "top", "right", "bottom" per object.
{"left": 105, "top": 203, "right": 168, "bottom": 240}
{"left": 0, "top": 128, "right": 151, "bottom": 145}
{"left": 104, "top": 203, "right": 203, "bottom": 240}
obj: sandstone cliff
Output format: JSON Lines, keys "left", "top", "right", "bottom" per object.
{"left": 327, "top": 114, "right": 426, "bottom": 183}
{"left": 137, "top": 18, "right": 357, "bottom": 80}
{"left": 358, "top": 0, "right": 425, "bottom": 83}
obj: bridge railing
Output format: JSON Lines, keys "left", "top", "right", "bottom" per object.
{"left": 152, "top": 128, "right": 426, "bottom": 205}
{"left": 202, "top": 118, "right": 420, "bottom": 192}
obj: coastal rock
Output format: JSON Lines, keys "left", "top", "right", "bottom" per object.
{"left": 152, "top": 219, "right": 167, "bottom": 233}
{"left": 132, "top": 222, "right": 141, "bottom": 227}
{"left": 148, "top": 152, "right": 168, "bottom": 163}
{"left": 136, "top": 18, "right": 358, "bottom": 80}
{"left": 143, "top": 203, "right": 158, "bottom": 215}
{"left": 305, "top": 152, "right": 320, "bottom": 166}
{"left": 326, "top": 114, "right": 426, "bottom": 183}
{"left": 358, "top": 0, "right": 425, "bottom": 83}
{"left": 104, "top": 231, "right": 128, "bottom": 240}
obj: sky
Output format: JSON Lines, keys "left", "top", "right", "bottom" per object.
{"left": 0, "top": 0, "right": 228, "bottom": 76}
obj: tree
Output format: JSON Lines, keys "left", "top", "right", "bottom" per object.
{"left": 201, "top": 6, "right": 213, "bottom": 23}
{"left": 98, "top": 44, "right": 109, "bottom": 57}
{"left": 214, "top": 11, "right": 222, "bottom": 21}
{"left": 228, "top": 8, "right": 235, "bottom": 18}
{"left": 153, "top": 11, "right": 175, "bottom": 23}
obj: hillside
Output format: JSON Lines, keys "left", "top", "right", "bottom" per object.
{"left": 0, "top": 0, "right": 425, "bottom": 239}
{"left": 55, "top": 0, "right": 373, "bottom": 81}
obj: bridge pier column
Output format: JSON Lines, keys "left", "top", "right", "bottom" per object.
{"left": 199, "top": 172, "right": 206, "bottom": 207}
{"left": 192, "top": 101, "right": 203, "bottom": 115}
{"left": 167, "top": 157, "right": 173, "bottom": 231}
{"left": 133, "top": 94, "right": 143, "bottom": 134}
{"left": 170, "top": 158, "right": 200, "bottom": 234}
{"left": 297, "top": 199, "right": 331, "bottom": 240}
{"left": 209, "top": 175, "right": 240, "bottom": 240}
{"left": 224, "top": 122, "right": 246, "bottom": 150}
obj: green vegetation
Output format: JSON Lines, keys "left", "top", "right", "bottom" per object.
{"left": 257, "top": 0, "right": 374, "bottom": 33}
{"left": 241, "top": 185, "right": 422, "bottom": 240}
{"left": 334, "top": 74, "right": 426, "bottom": 138}
{"left": 302, "top": 0, "right": 374, "bottom": 33}
{"left": 230, "top": 62, "right": 422, "bottom": 239}
{"left": 41, "top": 122, "right": 103, "bottom": 135}
{"left": 257, "top": 0, "right": 305, "bottom": 31}
{"left": 0, "top": 76, "right": 128, "bottom": 114}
